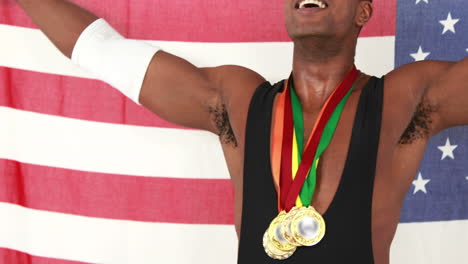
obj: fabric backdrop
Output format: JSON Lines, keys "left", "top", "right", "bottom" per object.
{"left": 0, "top": 0, "right": 467, "bottom": 263}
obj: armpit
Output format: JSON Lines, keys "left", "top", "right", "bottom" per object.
{"left": 399, "top": 100, "right": 438, "bottom": 145}
{"left": 209, "top": 104, "right": 238, "bottom": 147}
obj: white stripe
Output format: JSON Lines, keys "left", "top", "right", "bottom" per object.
{"left": 0, "top": 107, "right": 230, "bottom": 179}
{"left": 0, "top": 24, "right": 395, "bottom": 82}
{"left": 0, "top": 202, "right": 238, "bottom": 264}
{"left": 391, "top": 220, "right": 468, "bottom": 264}
{"left": 1, "top": 202, "right": 467, "bottom": 264}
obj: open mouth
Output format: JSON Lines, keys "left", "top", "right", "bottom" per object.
{"left": 295, "top": 0, "right": 328, "bottom": 9}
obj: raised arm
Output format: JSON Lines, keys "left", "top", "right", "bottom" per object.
{"left": 386, "top": 56, "right": 468, "bottom": 137}
{"left": 16, "top": 0, "right": 265, "bottom": 133}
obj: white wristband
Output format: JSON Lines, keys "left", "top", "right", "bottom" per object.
{"left": 71, "top": 19, "right": 160, "bottom": 104}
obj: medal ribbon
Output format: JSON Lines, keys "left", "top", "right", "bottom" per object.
{"left": 279, "top": 84, "right": 294, "bottom": 209}
{"left": 271, "top": 84, "right": 286, "bottom": 211}
{"left": 291, "top": 79, "right": 355, "bottom": 206}
{"left": 292, "top": 130, "right": 304, "bottom": 207}
{"left": 272, "top": 66, "right": 358, "bottom": 211}
{"left": 270, "top": 80, "right": 305, "bottom": 210}
{"left": 290, "top": 84, "right": 305, "bottom": 206}
{"left": 283, "top": 66, "right": 358, "bottom": 211}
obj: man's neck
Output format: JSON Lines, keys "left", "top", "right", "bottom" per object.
{"left": 291, "top": 38, "right": 357, "bottom": 113}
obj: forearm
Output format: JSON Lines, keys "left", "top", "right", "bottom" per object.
{"left": 17, "top": 0, "right": 98, "bottom": 58}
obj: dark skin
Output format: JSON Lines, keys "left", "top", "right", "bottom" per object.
{"left": 14, "top": 0, "right": 468, "bottom": 263}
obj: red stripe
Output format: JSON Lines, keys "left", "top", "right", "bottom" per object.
{"left": 0, "top": 67, "right": 183, "bottom": 128}
{"left": 0, "top": 248, "right": 88, "bottom": 264}
{"left": 0, "top": 159, "right": 234, "bottom": 225}
{"left": 1, "top": 0, "right": 395, "bottom": 41}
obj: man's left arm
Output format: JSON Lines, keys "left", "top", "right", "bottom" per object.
{"left": 424, "top": 57, "right": 468, "bottom": 131}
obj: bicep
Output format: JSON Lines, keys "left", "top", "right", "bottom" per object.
{"left": 138, "top": 51, "right": 266, "bottom": 135}
{"left": 139, "top": 51, "right": 222, "bottom": 132}
{"left": 425, "top": 58, "right": 468, "bottom": 130}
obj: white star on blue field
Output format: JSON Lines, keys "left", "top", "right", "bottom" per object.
{"left": 396, "top": 0, "right": 468, "bottom": 223}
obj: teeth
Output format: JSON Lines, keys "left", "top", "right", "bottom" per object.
{"left": 298, "top": 0, "right": 326, "bottom": 9}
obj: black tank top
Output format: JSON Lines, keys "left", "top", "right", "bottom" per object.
{"left": 238, "top": 76, "right": 384, "bottom": 263}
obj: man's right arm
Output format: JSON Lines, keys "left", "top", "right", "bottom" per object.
{"left": 16, "top": 0, "right": 265, "bottom": 133}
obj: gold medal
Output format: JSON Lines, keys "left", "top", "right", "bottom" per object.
{"left": 267, "top": 211, "right": 296, "bottom": 252}
{"left": 263, "top": 230, "right": 296, "bottom": 260}
{"left": 280, "top": 207, "right": 302, "bottom": 246}
{"left": 290, "top": 206, "right": 326, "bottom": 247}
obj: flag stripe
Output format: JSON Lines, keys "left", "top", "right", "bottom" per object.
{"left": 391, "top": 220, "right": 468, "bottom": 264}
{"left": 0, "top": 23, "right": 395, "bottom": 83}
{"left": 0, "top": 203, "right": 238, "bottom": 264}
{"left": 0, "top": 24, "right": 395, "bottom": 128}
{"left": 0, "top": 24, "right": 295, "bottom": 88}
{"left": 0, "top": 107, "right": 230, "bottom": 179}
{"left": 1, "top": 202, "right": 466, "bottom": 264}
{"left": 0, "top": 67, "right": 179, "bottom": 128}
{"left": 1, "top": 0, "right": 396, "bottom": 42}
{"left": 0, "top": 159, "right": 234, "bottom": 224}
{"left": 0, "top": 248, "right": 87, "bottom": 264}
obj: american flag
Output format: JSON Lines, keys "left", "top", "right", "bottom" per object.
{"left": 392, "top": 0, "right": 468, "bottom": 263}
{"left": 0, "top": 0, "right": 466, "bottom": 263}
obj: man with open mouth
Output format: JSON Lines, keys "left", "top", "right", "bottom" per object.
{"left": 12, "top": 0, "right": 467, "bottom": 263}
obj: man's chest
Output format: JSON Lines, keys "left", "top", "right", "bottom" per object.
{"left": 223, "top": 76, "right": 432, "bottom": 239}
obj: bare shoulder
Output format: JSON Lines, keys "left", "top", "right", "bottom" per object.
{"left": 215, "top": 65, "right": 267, "bottom": 124}
{"left": 385, "top": 61, "right": 452, "bottom": 98}
{"left": 214, "top": 65, "right": 266, "bottom": 94}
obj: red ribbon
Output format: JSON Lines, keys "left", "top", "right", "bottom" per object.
{"left": 280, "top": 82, "right": 294, "bottom": 211}
{"left": 280, "top": 67, "right": 359, "bottom": 211}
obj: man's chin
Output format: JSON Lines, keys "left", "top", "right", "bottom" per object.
{"left": 288, "top": 30, "right": 332, "bottom": 41}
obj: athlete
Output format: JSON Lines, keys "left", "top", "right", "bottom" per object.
{"left": 13, "top": 0, "right": 468, "bottom": 263}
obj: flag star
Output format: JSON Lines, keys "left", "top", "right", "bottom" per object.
{"left": 438, "top": 138, "right": 458, "bottom": 160}
{"left": 413, "top": 173, "right": 430, "bottom": 194}
{"left": 415, "top": 0, "right": 428, "bottom": 4}
{"left": 439, "top": 12, "right": 460, "bottom": 34}
{"left": 410, "top": 46, "right": 431, "bottom": 61}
